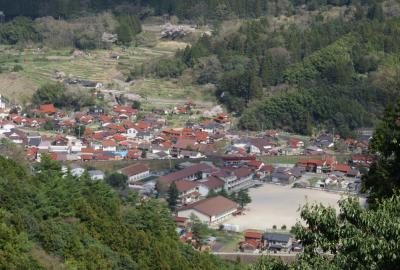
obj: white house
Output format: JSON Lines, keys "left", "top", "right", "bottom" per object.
{"left": 102, "top": 140, "right": 117, "bottom": 152}
{"left": 126, "top": 128, "right": 138, "bottom": 138}
{"left": 119, "top": 163, "right": 150, "bottom": 182}
{"left": 175, "top": 180, "right": 201, "bottom": 205}
{"left": 71, "top": 165, "right": 85, "bottom": 177}
{"left": 88, "top": 170, "right": 105, "bottom": 181}
{"left": 177, "top": 196, "right": 238, "bottom": 225}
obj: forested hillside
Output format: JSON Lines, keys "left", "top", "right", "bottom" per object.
{"left": 0, "top": 155, "right": 236, "bottom": 269}
{"left": 0, "top": 0, "right": 351, "bottom": 20}
{"left": 173, "top": 0, "right": 400, "bottom": 137}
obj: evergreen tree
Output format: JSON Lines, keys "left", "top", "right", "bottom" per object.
{"left": 106, "top": 172, "right": 128, "bottom": 189}
{"left": 363, "top": 98, "right": 400, "bottom": 204}
{"left": 167, "top": 182, "right": 179, "bottom": 211}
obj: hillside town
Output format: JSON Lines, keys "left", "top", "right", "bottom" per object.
{"left": 0, "top": 93, "right": 372, "bottom": 254}
{"left": 0, "top": 87, "right": 372, "bottom": 253}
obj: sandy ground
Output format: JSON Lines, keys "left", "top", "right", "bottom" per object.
{"left": 225, "top": 184, "right": 365, "bottom": 231}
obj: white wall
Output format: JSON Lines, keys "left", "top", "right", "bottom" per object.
{"left": 128, "top": 170, "right": 150, "bottom": 182}
{"left": 198, "top": 185, "right": 210, "bottom": 197}
{"left": 177, "top": 209, "right": 210, "bottom": 224}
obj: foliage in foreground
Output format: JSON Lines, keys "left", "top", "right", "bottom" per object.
{"left": 363, "top": 97, "right": 400, "bottom": 204}
{"left": 0, "top": 155, "right": 236, "bottom": 269}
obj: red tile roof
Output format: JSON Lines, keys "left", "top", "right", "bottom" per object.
{"left": 178, "top": 196, "right": 237, "bottom": 218}
{"left": 333, "top": 163, "right": 351, "bottom": 173}
{"left": 174, "top": 138, "right": 197, "bottom": 150}
{"left": 175, "top": 216, "right": 188, "bottom": 222}
{"left": 159, "top": 163, "right": 215, "bottom": 184}
{"left": 244, "top": 230, "right": 263, "bottom": 239}
{"left": 120, "top": 163, "right": 149, "bottom": 177}
{"left": 102, "top": 140, "right": 117, "bottom": 147}
{"left": 113, "top": 134, "right": 126, "bottom": 141}
{"left": 39, "top": 104, "right": 57, "bottom": 114}
{"left": 175, "top": 180, "right": 198, "bottom": 192}
{"left": 200, "top": 176, "right": 225, "bottom": 189}
{"left": 233, "top": 167, "right": 253, "bottom": 178}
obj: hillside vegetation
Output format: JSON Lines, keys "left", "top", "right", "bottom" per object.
{"left": 0, "top": 155, "right": 238, "bottom": 269}
{"left": 172, "top": 1, "right": 400, "bottom": 137}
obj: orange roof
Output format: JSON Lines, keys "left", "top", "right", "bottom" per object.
{"left": 81, "top": 155, "right": 93, "bottom": 160}
{"left": 333, "top": 163, "right": 351, "bottom": 173}
{"left": 113, "top": 134, "right": 126, "bottom": 141}
{"left": 102, "top": 140, "right": 117, "bottom": 147}
{"left": 81, "top": 148, "right": 95, "bottom": 154}
{"left": 39, "top": 104, "right": 57, "bottom": 114}
{"left": 195, "top": 131, "right": 208, "bottom": 142}
{"left": 244, "top": 230, "right": 263, "bottom": 239}
{"left": 298, "top": 159, "right": 325, "bottom": 166}
{"left": 99, "top": 115, "right": 112, "bottom": 123}
{"left": 175, "top": 216, "right": 188, "bottom": 222}
{"left": 134, "top": 121, "right": 150, "bottom": 130}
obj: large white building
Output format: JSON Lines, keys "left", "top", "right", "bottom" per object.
{"left": 177, "top": 196, "right": 238, "bottom": 225}
{"left": 119, "top": 163, "right": 150, "bottom": 182}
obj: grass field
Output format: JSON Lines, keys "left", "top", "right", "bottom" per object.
{"left": 261, "top": 154, "right": 350, "bottom": 165}
{"left": 79, "top": 157, "right": 222, "bottom": 174}
{"left": 130, "top": 77, "right": 215, "bottom": 102}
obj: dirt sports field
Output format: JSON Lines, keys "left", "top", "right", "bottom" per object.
{"left": 225, "top": 183, "right": 366, "bottom": 231}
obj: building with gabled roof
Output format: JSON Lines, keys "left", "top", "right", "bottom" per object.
{"left": 39, "top": 104, "right": 57, "bottom": 115}
{"left": 119, "top": 163, "right": 150, "bottom": 182}
{"left": 177, "top": 196, "right": 238, "bottom": 225}
{"left": 158, "top": 163, "right": 215, "bottom": 185}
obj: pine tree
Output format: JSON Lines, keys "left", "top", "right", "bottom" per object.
{"left": 167, "top": 182, "right": 179, "bottom": 211}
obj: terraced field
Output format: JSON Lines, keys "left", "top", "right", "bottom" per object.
{"left": 0, "top": 24, "right": 214, "bottom": 104}
{"left": 0, "top": 44, "right": 178, "bottom": 85}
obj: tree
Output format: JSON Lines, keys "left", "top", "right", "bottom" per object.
{"left": 105, "top": 173, "right": 128, "bottom": 189}
{"left": 0, "top": 209, "right": 38, "bottom": 269}
{"left": 367, "top": 2, "right": 384, "bottom": 21}
{"left": 236, "top": 190, "right": 251, "bottom": 208}
{"left": 132, "top": 100, "right": 141, "bottom": 110}
{"left": 74, "top": 125, "right": 85, "bottom": 138}
{"left": 250, "top": 256, "right": 287, "bottom": 270}
{"left": 290, "top": 194, "right": 400, "bottom": 269}
{"left": 32, "top": 82, "right": 66, "bottom": 106}
{"left": 43, "top": 120, "right": 55, "bottom": 131}
{"left": 116, "top": 22, "right": 132, "bottom": 45}
{"left": 115, "top": 15, "right": 142, "bottom": 45}
{"left": 363, "top": 98, "right": 400, "bottom": 204}
{"left": 190, "top": 214, "right": 209, "bottom": 249}
{"left": 0, "top": 155, "right": 238, "bottom": 269}
{"left": 167, "top": 182, "right": 179, "bottom": 211}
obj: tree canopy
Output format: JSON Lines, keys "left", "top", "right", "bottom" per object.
{"left": 363, "top": 97, "right": 400, "bottom": 204}
{"left": 0, "top": 155, "right": 237, "bottom": 269}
